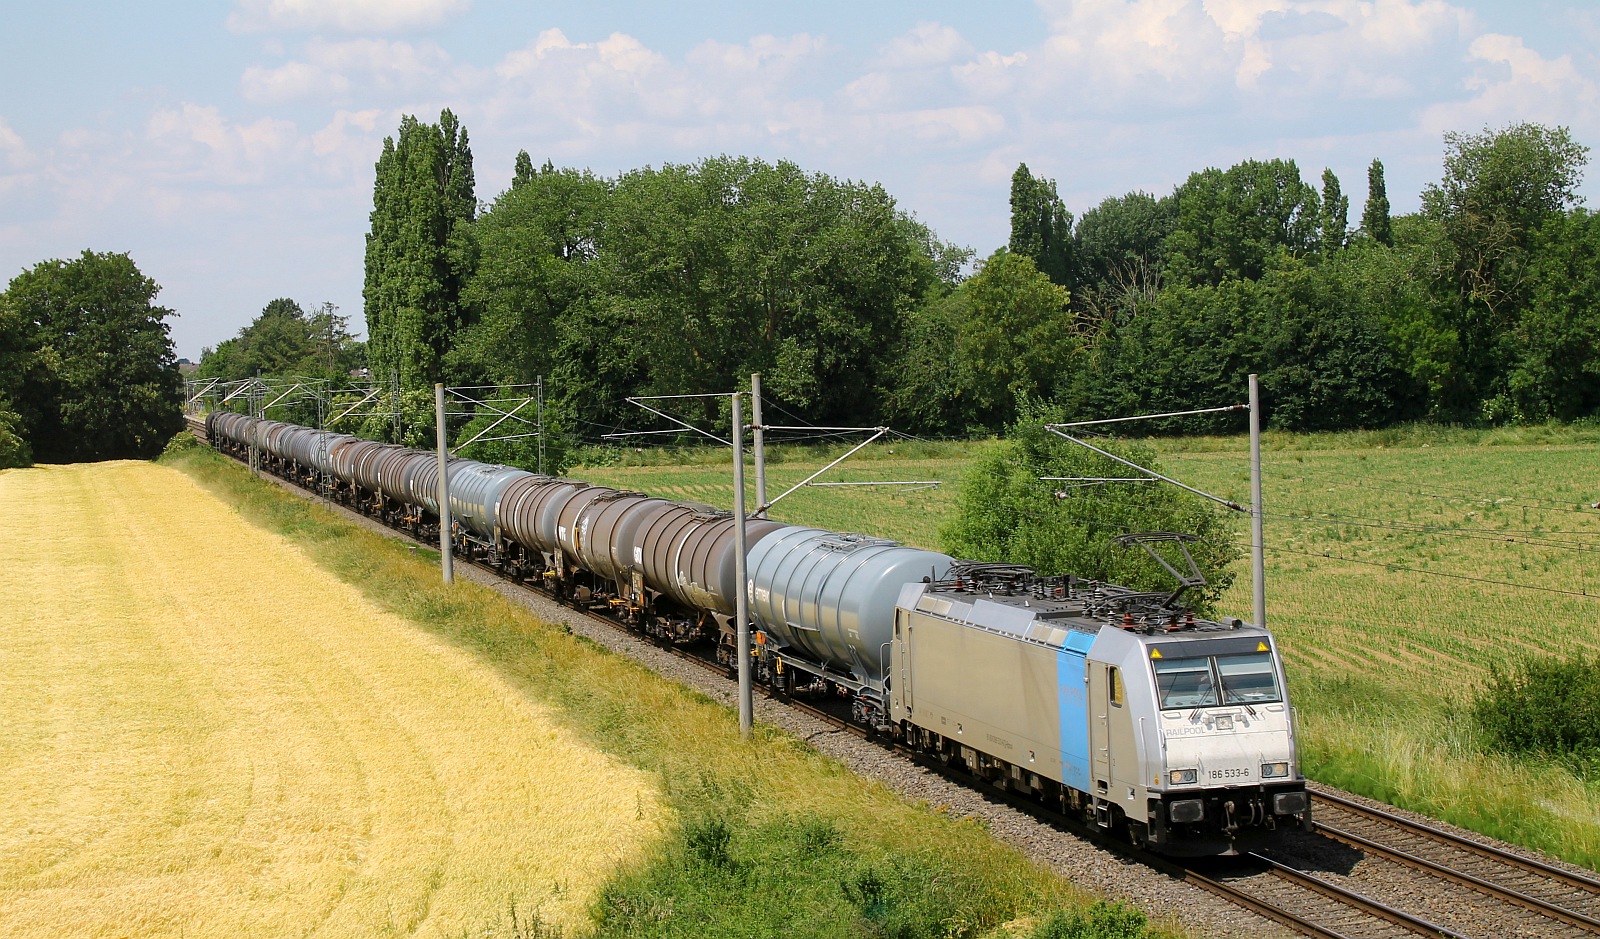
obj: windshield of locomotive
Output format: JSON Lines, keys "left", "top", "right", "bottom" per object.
{"left": 1154, "top": 652, "right": 1280, "bottom": 709}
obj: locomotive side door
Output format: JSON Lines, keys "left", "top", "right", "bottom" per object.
{"left": 1089, "top": 664, "right": 1111, "bottom": 793}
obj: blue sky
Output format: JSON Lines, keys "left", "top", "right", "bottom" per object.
{"left": 3, "top": 0, "right": 1597, "bottom": 359}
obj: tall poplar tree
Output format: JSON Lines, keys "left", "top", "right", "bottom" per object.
{"left": 1320, "top": 168, "right": 1348, "bottom": 252}
{"left": 364, "top": 109, "right": 476, "bottom": 390}
{"left": 1362, "top": 159, "right": 1393, "bottom": 246}
{"left": 512, "top": 150, "right": 535, "bottom": 188}
{"left": 1009, "top": 164, "right": 1075, "bottom": 288}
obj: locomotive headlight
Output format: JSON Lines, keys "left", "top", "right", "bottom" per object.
{"left": 1168, "top": 769, "right": 1198, "bottom": 785}
{"left": 1261, "top": 761, "right": 1289, "bottom": 778}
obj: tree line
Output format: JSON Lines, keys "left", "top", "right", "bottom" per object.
{"left": 341, "top": 112, "right": 1598, "bottom": 455}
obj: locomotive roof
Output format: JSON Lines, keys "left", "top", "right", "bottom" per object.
{"left": 909, "top": 566, "right": 1257, "bottom": 654}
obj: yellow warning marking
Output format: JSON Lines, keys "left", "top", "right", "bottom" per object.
{"left": 1258, "top": 642, "right": 1270, "bottom": 652}
{"left": 1150, "top": 649, "right": 1163, "bottom": 658}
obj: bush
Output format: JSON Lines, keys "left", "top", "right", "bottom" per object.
{"left": 1473, "top": 654, "right": 1600, "bottom": 762}
{"left": 0, "top": 406, "right": 31, "bottom": 468}
{"left": 1031, "top": 901, "right": 1151, "bottom": 939}
{"left": 161, "top": 430, "right": 203, "bottom": 459}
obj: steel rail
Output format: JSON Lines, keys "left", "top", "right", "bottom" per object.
{"left": 1311, "top": 788, "right": 1600, "bottom": 897}
{"left": 1247, "top": 854, "right": 1466, "bottom": 938}
{"left": 1310, "top": 821, "right": 1600, "bottom": 933}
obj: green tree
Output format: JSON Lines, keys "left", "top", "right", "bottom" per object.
{"left": 1250, "top": 255, "right": 1408, "bottom": 429}
{"left": 1509, "top": 210, "right": 1600, "bottom": 420}
{"left": 512, "top": 149, "right": 535, "bottom": 188}
{"left": 942, "top": 404, "right": 1240, "bottom": 612}
{"left": 0, "top": 296, "right": 31, "bottom": 467}
{"left": 1421, "top": 122, "right": 1589, "bottom": 417}
{"left": 952, "top": 249, "right": 1078, "bottom": 427}
{"left": 1009, "top": 164, "right": 1075, "bottom": 288}
{"left": 449, "top": 161, "right": 609, "bottom": 390}
{"left": 195, "top": 298, "right": 363, "bottom": 382}
{"left": 364, "top": 109, "right": 476, "bottom": 390}
{"left": 1362, "top": 158, "right": 1393, "bottom": 246}
{"left": 1061, "top": 249, "right": 1412, "bottom": 432}
{"left": 1423, "top": 122, "right": 1588, "bottom": 318}
{"left": 1163, "top": 159, "right": 1321, "bottom": 287}
{"left": 598, "top": 156, "right": 942, "bottom": 428}
{"left": 1320, "top": 168, "right": 1348, "bottom": 252}
{"left": 4, "top": 251, "right": 183, "bottom": 462}
{"left": 1073, "top": 190, "right": 1174, "bottom": 324}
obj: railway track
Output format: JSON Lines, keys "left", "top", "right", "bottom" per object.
{"left": 194, "top": 423, "right": 1600, "bottom": 939}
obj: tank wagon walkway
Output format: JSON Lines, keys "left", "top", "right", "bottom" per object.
{"left": 0, "top": 461, "right": 664, "bottom": 939}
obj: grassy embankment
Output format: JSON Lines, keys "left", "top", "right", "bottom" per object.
{"left": 0, "top": 460, "right": 663, "bottom": 938}
{"left": 576, "top": 424, "right": 1600, "bottom": 871}
{"left": 159, "top": 443, "right": 1169, "bottom": 939}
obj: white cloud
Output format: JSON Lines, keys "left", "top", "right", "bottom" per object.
{"left": 242, "top": 39, "right": 456, "bottom": 104}
{"left": 1421, "top": 33, "right": 1600, "bottom": 133}
{"left": 227, "top": 0, "right": 470, "bottom": 34}
{"left": 875, "top": 22, "right": 972, "bottom": 70}
{"left": 145, "top": 104, "right": 300, "bottom": 188}
{"left": 1024, "top": 0, "right": 1473, "bottom": 104}
{"left": 242, "top": 60, "right": 351, "bottom": 104}
{"left": 0, "top": 118, "right": 30, "bottom": 169}
{"left": 686, "top": 33, "right": 828, "bottom": 76}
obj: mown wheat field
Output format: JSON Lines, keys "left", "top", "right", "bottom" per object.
{"left": 0, "top": 461, "right": 666, "bottom": 938}
{"left": 580, "top": 432, "right": 1600, "bottom": 867}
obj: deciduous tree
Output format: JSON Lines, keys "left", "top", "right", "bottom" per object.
{"left": 1163, "top": 159, "right": 1320, "bottom": 287}
{"left": 1009, "top": 164, "right": 1075, "bottom": 288}
{"left": 1320, "top": 168, "right": 1348, "bottom": 252}
{"left": 3, "top": 251, "right": 183, "bottom": 462}
{"left": 943, "top": 404, "right": 1239, "bottom": 612}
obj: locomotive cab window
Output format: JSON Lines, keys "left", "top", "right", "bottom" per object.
{"left": 1217, "top": 652, "right": 1280, "bottom": 704}
{"left": 1109, "top": 666, "right": 1124, "bottom": 707}
{"left": 1153, "top": 652, "right": 1281, "bottom": 709}
{"left": 1154, "top": 658, "right": 1217, "bottom": 708}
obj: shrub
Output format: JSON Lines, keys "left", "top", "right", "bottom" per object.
{"left": 1031, "top": 901, "right": 1151, "bottom": 939}
{"left": 0, "top": 406, "right": 30, "bottom": 468}
{"left": 161, "top": 430, "right": 203, "bottom": 459}
{"left": 1473, "top": 654, "right": 1600, "bottom": 762}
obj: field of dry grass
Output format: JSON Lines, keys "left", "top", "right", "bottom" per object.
{"left": 0, "top": 461, "right": 665, "bottom": 938}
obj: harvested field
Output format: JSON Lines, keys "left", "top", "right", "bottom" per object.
{"left": 0, "top": 461, "right": 666, "bottom": 938}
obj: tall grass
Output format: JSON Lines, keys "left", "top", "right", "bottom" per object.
{"left": 166, "top": 448, "right": 1175, "bottom": 938}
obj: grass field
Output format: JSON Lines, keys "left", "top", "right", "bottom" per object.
{"left": 575, "top": 427, "right": 1600, "bottom": 870}
{"left": 160, "top": 447, "right": 1168, "bottom": 938}
{"left": 0, "top": 461, "right": 666, "bottom": 938}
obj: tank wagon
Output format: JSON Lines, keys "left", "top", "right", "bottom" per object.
{"left": 205, "top": 411, "right": 1309, "bottom": 854}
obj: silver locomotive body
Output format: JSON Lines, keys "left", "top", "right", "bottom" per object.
{"left": 880, "top": 570, "right": 1309, "bottom": 854}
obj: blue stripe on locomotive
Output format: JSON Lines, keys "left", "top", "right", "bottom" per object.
{"left": 1057, "top": 630, "right": 1095, "bottom": 792}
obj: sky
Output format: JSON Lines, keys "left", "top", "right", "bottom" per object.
{"left": 3, "top": 0, "right": 1598, "bottom": 361}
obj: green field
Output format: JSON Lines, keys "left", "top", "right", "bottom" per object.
{"left": 576, "top": 426, "right": 1600, "bottom": 869}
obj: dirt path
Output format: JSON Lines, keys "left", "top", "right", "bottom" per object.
{"left": 0, "top": 461, "right": 665, "bottom": 938}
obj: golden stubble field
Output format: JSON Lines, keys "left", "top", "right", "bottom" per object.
{"left": 0, "top": 461, "right": 666, "bottom": 938}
